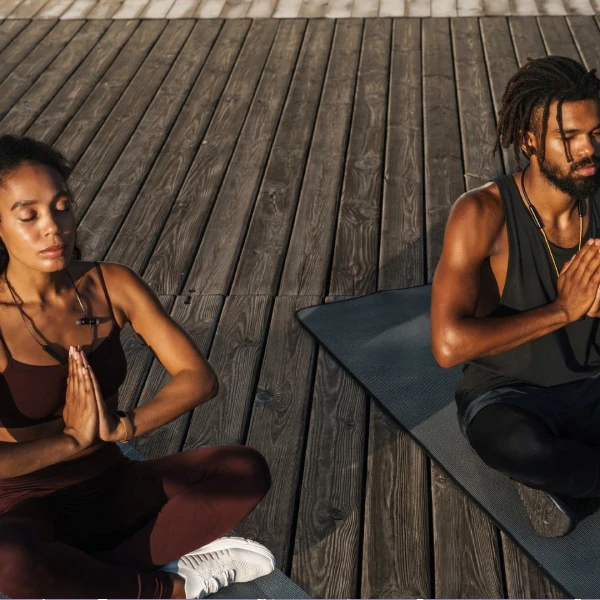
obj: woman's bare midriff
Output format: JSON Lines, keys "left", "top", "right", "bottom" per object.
{"left": 0, "top": 392, "right": 118, "bottom": 462}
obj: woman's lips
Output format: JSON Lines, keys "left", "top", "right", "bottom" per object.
{"left": 40, "top": 246, "right": 66, "bottom": 257}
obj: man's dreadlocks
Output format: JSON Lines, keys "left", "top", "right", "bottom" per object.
{"left": 494, "top": 56, "right": 600, "bottom": 172}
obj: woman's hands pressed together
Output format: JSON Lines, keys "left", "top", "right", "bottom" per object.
{"left": 62, "top": 347, "right": 125, "bottom": 449}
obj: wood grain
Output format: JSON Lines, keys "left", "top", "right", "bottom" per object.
{"left": 0, "top": 19, "right": 30, "bottom": 55}
{"left": 236, "top": 295, "right": 319, "bottom": 570}
{"left": 0, "top": 20, "right": 83, "bottom": 121}
{"left": 142, "top": 20, "right": 279, "bottom": 294}
{"left": 537, "top": 15, "right": 582, "bottom": 58}
{"left": 50, "top": 20, "right": 165, "bottom": 163}
{"left": 566, "top": 15, "right": 600, "bottom": 69}
{"left": 231, "top": 19, "right": 334, "bottom": 296}
{"left": 183, "top": 20, "right": 306, "bottom": 295}
{"left": 291, "top": 334, "right": 367, "bottom": 598}
{"left": 86, "top": 0, "right": 125, "bottom": 17}
{"left": 379, "top": 18, "right": 423, "bottom": 291}
{"left": 25, "top": 19, "right": 138, "bottom": 144}
{"left": 0, "top": 20, "right": 110, "bottom": 136}
{"left": 452, "top": 17, "right": 504, "bottom": 190}
{"left": 329, "top": 19, "right": 390, "bottom": 297}
{"left": 8, "top": 0, "right": 53, "bottom": 18}
{"left": 105, "top": 20, "right": 248, "bottom": 271}
{"left": 183, "top": 295, "right": 273, "bottom": 449}
{"left": 279, "top": 19, "right": 362, "bottom": 296}
{"left": 76, "top": 21, "right": 220, "bottom": 259}
{"left": 422, "top": 18, "right": 464, "bottom": 279}
{"left": 509, "top": 17, "right": 547, "bottom": 65}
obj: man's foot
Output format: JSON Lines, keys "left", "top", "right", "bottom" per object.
{"left": 515, "top": 482, "right": 578, "bottom": 538}
{"left": 160, "top": 536, "right": 276, "bottom": 599}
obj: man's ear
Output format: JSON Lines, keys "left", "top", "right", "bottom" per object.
{"left": 520, "top": 129, "right": 537, "bottom": 158}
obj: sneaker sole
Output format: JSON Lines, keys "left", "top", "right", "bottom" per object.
{"left": 515, "top": 482, "right": 576, "bottom": 538}
{"left": 188, "top": 536, "right": 276, "bottom": 567}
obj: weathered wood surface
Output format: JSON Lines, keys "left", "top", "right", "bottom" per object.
{"left": 0, "top": 16, "right": 590, "bottom": 598}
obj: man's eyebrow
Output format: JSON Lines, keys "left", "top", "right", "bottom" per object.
{"left": 553, "top": 123, "right": 600, "bottom": 133}
{"left": 10, "top": 190, "right": 69, "bottom": 211}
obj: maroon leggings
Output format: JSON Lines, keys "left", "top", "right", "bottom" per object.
{"left": 0, "top": 443, "right": 271, "bottom": 599}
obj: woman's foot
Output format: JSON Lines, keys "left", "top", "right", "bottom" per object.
{"left": 160, "top": 536, "right": 276, "bottom": 599}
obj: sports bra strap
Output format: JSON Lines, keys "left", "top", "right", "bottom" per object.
{"left": 93, "top": 262, "right": 117, "bottom": 325}
{"left": 0, "top": 325, "right": 12, "bottom": 360}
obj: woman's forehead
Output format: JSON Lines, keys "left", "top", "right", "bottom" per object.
{"left": 0, "top": 163, "right": 65, "bottom": 202}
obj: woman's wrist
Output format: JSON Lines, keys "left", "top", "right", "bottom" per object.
{"left": 114, "top": 410, "right": 134, "bottom": 442}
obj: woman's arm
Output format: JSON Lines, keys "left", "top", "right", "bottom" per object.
{"left": 104, "top": 263, "right": 219, "bottom": 439}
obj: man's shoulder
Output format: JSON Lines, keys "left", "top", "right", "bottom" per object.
{"left": 451, "top": 180, "right": 505, "bottom": 230}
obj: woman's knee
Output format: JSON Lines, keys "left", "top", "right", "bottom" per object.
{"left": 215, "top": 445, "right": 272, "bottom": 497}
{"left": 0, "top": 524, "right": 39, "bottom": 588}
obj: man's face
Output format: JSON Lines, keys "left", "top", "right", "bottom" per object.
{"left": 528, "top": 98, "right": 600, "bottom": 200}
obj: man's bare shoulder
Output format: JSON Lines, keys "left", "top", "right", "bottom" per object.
{"left": 451, "top": 181, "right": 504, "bottom": 228}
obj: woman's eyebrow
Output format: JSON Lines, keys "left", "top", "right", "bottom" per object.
{"left": 10, "top": 190, "right": 69, "bottom": 211}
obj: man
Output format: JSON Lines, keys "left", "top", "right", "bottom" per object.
{"left": 431, "top": 56, "right": 600, "bottom": 537}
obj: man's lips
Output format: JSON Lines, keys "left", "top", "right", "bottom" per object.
{"left": 575, "top": 165, "right": 597, "bottom": 175}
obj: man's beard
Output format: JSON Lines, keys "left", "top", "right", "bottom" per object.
{"left": 538, "top": 155, "right": 600, "bottom": 201}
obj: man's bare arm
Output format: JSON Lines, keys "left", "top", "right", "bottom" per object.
{"left": 430, "top": 191, "right": 600, "bottom": 368}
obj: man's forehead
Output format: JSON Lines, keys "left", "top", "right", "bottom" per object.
{"left": 532, "top": 97, "right": 600, "bottom": 129}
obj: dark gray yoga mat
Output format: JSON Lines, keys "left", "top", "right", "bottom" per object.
{"left": 296, "top": 284, "right": 598, "bottom": 599}
{"left": 0, "top": 444, "right": 308, "bottom": 600}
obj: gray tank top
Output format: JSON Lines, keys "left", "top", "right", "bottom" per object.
{"left": 455, "top": 173, "right": 600, "bottom": 420}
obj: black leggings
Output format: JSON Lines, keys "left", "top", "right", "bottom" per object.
{"left": 467, "top": 403, "right": 600, "bottom": 497}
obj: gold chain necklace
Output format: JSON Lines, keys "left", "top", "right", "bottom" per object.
{"left": 520, "top": 165, "right": 583, "bottom": 278}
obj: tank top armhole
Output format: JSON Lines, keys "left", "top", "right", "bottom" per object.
{"left": 93, "top": 261, "right": 118, "bottom": 326}
{"left": 0, "top": 324, "right": 12, "bottom": 362}
{"left": 495, "top": 174, "right": 518, "bottom": 304}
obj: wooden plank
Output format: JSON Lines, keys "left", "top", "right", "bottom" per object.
{"left": 231, "top": 20, "right": 334, "bottom": 296}
{"left": 406, "top": 0, "right": 430, "bottom": 15}
{"left": 329, "top": 19, "right": 390, "bottom": 297}
{"left": 537, "top": 16, "right": 582, "bottom": 58}
{"left": 112, "top": 0, "right": 150, "bottom": 17}
{"left": 299, "top": 0, "right": 329, "bottom": 18}
{"left": 36, "top": 0, "right": 76, "bottom": 17}
{"left": 105, "top": 20, "right": 249, "bottom": 271}
{"left": 362, "top": 405, "right": 431, "bottom": 598}
{"left": 567, "top": 16, "right": 600, "bottom": 70}
{"left": 0, "top": 20, "right": 83, "bottom": 121}
{"left": 118, "top": 295, "right": 175, "bottom": 413}
{"left": 0, "top": 20, "right": 55, "bottom": 86}
{"left": 236, "top": 295, "right": 319, "bottom": 569}
{"left": 351, "top": 0, "right": 379, "bottom": 17}
{"left": 183, "top": 295, "right": 273, "bottom": 449}
{"left": 501, "top": 536, "right": 568, "bottom": 598}
{"left": 432, "top": 0, "right": 458, "bottom": 15}
{"left": 458, "top": 0, "right": 484, "bottom": 15}
{"left": 0, "top": 0, "right": 26, "bottom": 18}
{"left": 279, "top": 20, "right": 362, "bottom": 296}
{"left": 140, "top": 0, "right": 177, "bottom": 17}
{"left": 379, "top": 0, "right": 405, "bottom": 16}
{"left": 60, "top": 20, "right": 186, "bottom": 198}
{"left": 131, "top": 295, "right": 224, "bottom": 459}
{"left": 291, "top": 326, "right": 367, "bottom": 598}
{"left": 509, "top": 17, "right": 546, "bottom": 65}
{"left": 183, "top": 21, "right": 306, "bottom": 296}
{"left": 273, "top": 0, "right": 304, "bottom": 17}
{"left": 142, "top": 20, "right": 279, "bottom": 294}
{"left": 0, "top": 19, "right": 29, "bottom": 54}
{"left": 67, "top": 19, "right": 197, "bottom": 229}
{"left": 422, "top": 18, "right": 464, "bottom": 279}
{"left": 509, "top": 0, "right": 539, "bottom": 14}
{"left": 0, "top": 20, "right": 110, "bottom": 136}
{"left": 76, "top": 21, "right": 221, "bottom": 259}
{"left": 563, "top": 0, "right": 595, "bottom": 13}
{"left": 324, "top": 0, "right": 353, "bottom": 18}
{"left": 479, "top": 17, "right": 519, "bottom": 174}
{"left": 483, "top": 0, "right": 511, "bottom": 14}
{"left": 452, "top": 18, "right": 504, "bottom": 191}
{"left": 195, "top": 0, "right": 229, "bottom": 18}
{"left": 166, "top": 0, "right": 201, "bottom": 16}
{"left": 535, "top": 0, "right": 567, "bottom": 14}
{"left": 432, "top": 464, "right": 503, "bottom": 597}
{"left": 46, "top": 20, "right": 165, "bottom": 163}
{"left": 247, "top": 0, "right": 277, "bottom": 17}
{"left": 61, "top": 0, "right": 96, "bottom": 17}
{"left": 86, "top": 0, "right": 124, "bottom": 17}
{"left": 379, "top": 18, "right": 423, "bottom": 292}
{"left": 8, "top": 0, "right": 52, "bottom": 18}
{"left": 25, "top": 20, "right": 138, "bottom": 144}
{"left": 219, "top": 0, "right": 252, "bottom": 18}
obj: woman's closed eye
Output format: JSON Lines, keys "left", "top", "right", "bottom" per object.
{"left": 20, "top": 207, "right": 71, "bottom": 222}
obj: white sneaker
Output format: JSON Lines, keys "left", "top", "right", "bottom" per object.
{"left": 160, "top": 536, "right": 276, "bottom": 599}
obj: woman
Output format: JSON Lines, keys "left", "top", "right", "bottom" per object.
{"left": 0, "top": 135, "right": 274, "bottom": 599}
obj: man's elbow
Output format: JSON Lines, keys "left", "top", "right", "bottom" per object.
{"left": 431, "top": 332, "right": 462, "bottom": 369}
{"left": 206, "top": 370, "right": 220, "bottom": 399}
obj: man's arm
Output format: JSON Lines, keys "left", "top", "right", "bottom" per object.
{"left": 430, "top": 190, "right": 600, "bottom": 369}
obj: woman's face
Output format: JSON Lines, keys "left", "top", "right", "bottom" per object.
{"left": 0, "top": 161, "right": 76, "bottom": 272}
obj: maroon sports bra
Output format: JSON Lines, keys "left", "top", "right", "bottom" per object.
{"left": 0, "top": 262, "right": 127, "bottom": 428}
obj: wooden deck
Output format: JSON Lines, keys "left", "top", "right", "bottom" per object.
{"left": 0, "top": 15, "right": 595, "bottom": 598}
